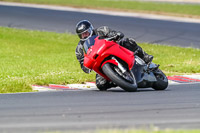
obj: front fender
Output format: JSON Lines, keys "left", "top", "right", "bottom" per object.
{"left": 101, "top": 59, "right": 118, "bottom": 68}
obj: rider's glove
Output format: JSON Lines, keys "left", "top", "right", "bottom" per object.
{"left": 80, "top": 61, "right": 92, "bottom": 74}
{"left": 113, "top": 33, "right": 120, "bottom": 41}
{"left": 82, "top": 66, "right": 92, "bottom": 73}
{"left": 112, "top": 31, "right": 124, "bottom": 42}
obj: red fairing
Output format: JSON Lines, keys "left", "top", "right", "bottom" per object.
{"left": 83, "top": 55, "right": 95, "bottom": 69}
{"left": 83, "top": 37, "right": 135, "bottom": 80}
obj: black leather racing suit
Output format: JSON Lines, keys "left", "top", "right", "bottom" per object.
{"left": 75, "top": 26, "right": 151, "bottom": 90}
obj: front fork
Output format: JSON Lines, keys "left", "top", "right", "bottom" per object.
{"left": 112, "top": 57, "right": 136, "bottom": 84}
{"left": 112, "top": 57, "right": 127, "bottom": 73}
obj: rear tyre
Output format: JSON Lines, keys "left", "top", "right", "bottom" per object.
{"left": 102, "top": 63, "right": 137, "bottom": 92}
{"left": 152, "top": 69, "right": 168, "bottom": 90}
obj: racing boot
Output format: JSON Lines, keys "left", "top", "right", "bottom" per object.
{"left": 143, "top": 52, "right": 154, "bottom": 64}
{"left": 96, "top": 74, "right": 117, "bottom": 91}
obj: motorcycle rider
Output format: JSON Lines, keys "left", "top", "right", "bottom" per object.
{"left": 75, "top": 20, "right": 153, "bottom": 90}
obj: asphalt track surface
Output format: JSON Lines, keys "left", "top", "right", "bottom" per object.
{"left": 0, "top": 84, "right": 200, "bottom": 133}
{"left": 0, "top": 5, "right": 200, "bottom": 48}
{"left": 0, "top": 4, "right": 200, "bottom": 132}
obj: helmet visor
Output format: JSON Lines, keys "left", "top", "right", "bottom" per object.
{"left": 78, "top": 28, "right": 93, "bottom": 41}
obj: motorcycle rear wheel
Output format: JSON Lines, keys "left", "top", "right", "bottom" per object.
{"left": 152, "top": 69, "right": 168, "bottom": 90}
{"left": 102, "top": 63, "right": 137, "bottom": 92}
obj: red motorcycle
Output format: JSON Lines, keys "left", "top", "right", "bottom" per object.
{"left": 83, "top": 35, "right": 168, "bottom": 92}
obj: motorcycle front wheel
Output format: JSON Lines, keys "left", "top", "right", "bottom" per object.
{"left": 102, "top": 63, "right": 137, "bottom": 92}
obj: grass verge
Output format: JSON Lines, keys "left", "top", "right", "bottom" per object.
{"left": 0, "top": 27, "right": 199, "bottom": 93}
{"left": 97, "top": 129, "right": 200, "bottom": 133}
{"left": 1, "top": 0, "right": 200, "bottom": 18}
{"left": 45, "top": 129, "right": 200, "bottom": 133}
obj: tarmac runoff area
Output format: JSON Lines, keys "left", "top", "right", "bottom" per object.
{"left": 1, "top": 1, "right": 200, "bottom": 24}
{"left": 32, "top": 74, "right": 200, "bottom": 92}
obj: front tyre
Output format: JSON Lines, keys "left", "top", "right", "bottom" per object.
{"left": 152, "top": 69, "right": 168, "bottom": 90}
{"left": 102, "top": 63, "right": 137, "bottom": 92}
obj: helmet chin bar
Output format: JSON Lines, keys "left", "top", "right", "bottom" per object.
{"left": 80, "top": 28, "right": 93, "bottom": 41}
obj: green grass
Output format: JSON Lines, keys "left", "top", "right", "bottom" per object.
{"left": 1, "top": 0, "right": 200, "bottom": 17}
{"left": 97, "top": 130, "right": 200, "bottom": 133}
{"left": 45, "top": 129, "right": 200, "bottom": 133}
{"left": 0, "top": 27, "right": 199, "bottom": 93}
{"left": 0, "top": 27, "right": 95, "bottom": 93}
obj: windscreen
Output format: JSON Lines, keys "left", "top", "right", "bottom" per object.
{"left": 83, "top": 35, "right": 97, "bottom": 53}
